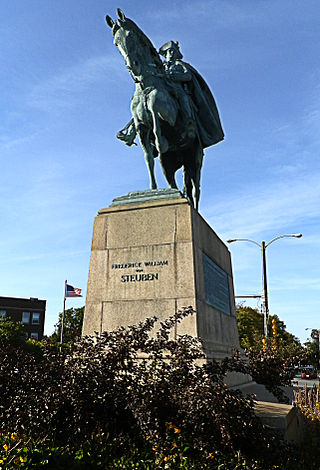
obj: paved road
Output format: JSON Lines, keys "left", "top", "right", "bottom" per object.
{"left": 292, "top": 375, "right": 319, "bottom": 389}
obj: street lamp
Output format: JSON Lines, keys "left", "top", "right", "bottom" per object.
{"left": 305, "top": 328, "right": 320, "bottom": 370}
{"left": 227, "top": 233, "right": 302, "bottom": 338}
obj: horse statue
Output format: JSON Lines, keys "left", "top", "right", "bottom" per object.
{"left": 106, "top": 9, "right": 224, "bottom": 210}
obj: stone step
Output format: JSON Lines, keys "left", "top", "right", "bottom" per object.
{"left": 254, "top": 400, "right": 304, "bottom": 444}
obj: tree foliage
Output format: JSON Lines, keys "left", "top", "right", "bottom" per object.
{"left": 0, "top": 317, "right": 26, "bottom": 346}
{"left": 304, "top": 329, "right": 320, "bottom": 370}
{"left": 237, "top": 305, "right": 303, "bottom": 358}
{"left": 236, "top": 305, "right": 307, "bottom": 402}
{"left": 50, "top": 306, "right": 85, "bottom": 344}
{"left": 237, "top": 306, "right": 264, "bottom": 350}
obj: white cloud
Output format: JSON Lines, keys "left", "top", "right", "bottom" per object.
{"left": 27, "top": 54, "right": 124, "bottom": 111}
{"left": 271, "top": 277, "right": 320, "bottom": 291}
{"left": 302, "top": 76, "right": 320, "bottom": 140}
{"left": 0, "top": 130, "right": 41, "bottom": 151}
{"left": 204, "top": 168, "right": 320, "bottom": 239}
{"left": 0, "top": 250, "right": 87, "bottom": 265}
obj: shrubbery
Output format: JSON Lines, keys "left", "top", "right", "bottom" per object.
{"left": 0, "top": 308, "right": 312, "bottom": 468}
{"left": 244, "top": 347, "right": 295, "bottom": 403}
{"left": 0, "top": 318, "right": 26, "bottom": 347}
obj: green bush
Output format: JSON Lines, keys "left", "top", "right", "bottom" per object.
{"left": 0, "top": 318, "right": 26, "bottom": 346}
{"left": 235, "top": 347, "right": 294, "bottom": 403}
{"left": 0, "top": 432, "right": 271, "bottom": 469}
{"left": 0, "top": 308, "right": 300, "bottom": 468}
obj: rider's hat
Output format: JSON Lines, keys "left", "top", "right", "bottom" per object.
{"left": 159, "top": 41, "right": 183, "bottom": 59}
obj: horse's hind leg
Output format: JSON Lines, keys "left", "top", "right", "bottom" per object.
{"left": 160, "top": 153, "right": 178, "bottom": 190}
{"left": 182, "top": 167, "right": 194, "bottom": 208}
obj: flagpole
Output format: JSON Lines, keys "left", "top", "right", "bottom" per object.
{"left": 60, "top": 280, "right": 67, "bottom": 346}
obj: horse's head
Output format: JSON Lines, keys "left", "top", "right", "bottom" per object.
{"left": 106, "top": 9, "right": 163, "bottom": 79}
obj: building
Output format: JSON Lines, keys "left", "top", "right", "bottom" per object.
{"left": 0, "top": 296, "right": 46, "bottom": 341}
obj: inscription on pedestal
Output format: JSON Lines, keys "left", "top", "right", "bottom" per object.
{"left": 110, "top": 259, "right": 168, "bottom": 283}
{"left": 202, "top": 253, "right": 231, "bottom": 315}
{"left": 121, "top": 273, "right": 159, "bottom": 282}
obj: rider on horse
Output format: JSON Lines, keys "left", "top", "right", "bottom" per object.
{"left": 117, "top": 41, "right": 223, "bottom": 149}
{"left": 158, "top": 41, "right": 196, "bottom": 139}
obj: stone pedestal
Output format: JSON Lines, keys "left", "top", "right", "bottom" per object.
{"left": 83, "top": 190, "right": 242, "bottom": 360}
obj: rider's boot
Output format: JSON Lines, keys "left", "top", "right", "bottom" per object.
{"left": 117, "top": 122, "right": 137, "bottom": 146}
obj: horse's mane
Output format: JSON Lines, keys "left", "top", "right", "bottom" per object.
{"left": 117, "top": 17, "right": 164, "bottom": 72}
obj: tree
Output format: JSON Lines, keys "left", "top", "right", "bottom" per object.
{"left": 0, "top": 317, "right": 26, "bottom": 346}
{"left": 270, "top": 314, "right": 304, "bottom": 360}
{"left": 236, "top": 305, "right": 303, "bottom": 358}
{"left": 50, "top": 306, "right": 85, "bottom": 345}
{"left": 304, "top": 329, "right": 320, "bottom": 370}
{"left": 236, "top": 306, "right": 264, "bottom": 350}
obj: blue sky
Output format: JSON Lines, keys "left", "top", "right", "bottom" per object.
{"left": 2, "top": 0, "right": 319, "bottom": 343}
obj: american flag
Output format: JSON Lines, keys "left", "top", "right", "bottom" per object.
{"left": 65, "top": 284, "right": 82, "bottom": 298}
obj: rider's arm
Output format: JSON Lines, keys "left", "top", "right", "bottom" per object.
{"left": 167, "top": 63, "right": 192, "bottom": 82}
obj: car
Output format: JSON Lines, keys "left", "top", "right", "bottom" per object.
{"left": 301, "top": 366, "right": 317, "bottom": 379}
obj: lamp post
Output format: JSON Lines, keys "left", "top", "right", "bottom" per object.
{"left": 227, "top": 233, "right": 302, "bottom": 338}
{"left": 305, "top": 328, "right": 320, "bottom": 370}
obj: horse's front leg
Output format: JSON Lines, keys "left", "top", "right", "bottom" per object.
{"left": 136, "top": 122, "right": 157, "bottom": 189}
{"left": 150, "top": 109, "right": 168, "bottom": 156}
{"left": 149, "top": 91, "right": 174, "bottom": 156}
{"left": 192, "top": 146, "right": 204, "bottom": 211}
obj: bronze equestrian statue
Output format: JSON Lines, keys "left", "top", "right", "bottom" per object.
{"left": 106, "top": 9, "right": 224, "bottom": 210}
